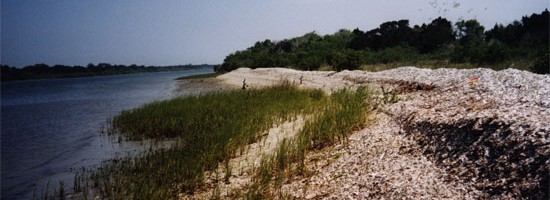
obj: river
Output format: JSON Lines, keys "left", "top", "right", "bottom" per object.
{"left": 1, "top": 67, "right": 213, "bottom": 199}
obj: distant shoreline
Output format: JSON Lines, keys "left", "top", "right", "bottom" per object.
{"left": 1, "top": 64, "right": 214, "bottom": 82}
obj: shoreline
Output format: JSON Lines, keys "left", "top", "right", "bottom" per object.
{"left": 176, "top": 67, "right": 549, "bottom": 199}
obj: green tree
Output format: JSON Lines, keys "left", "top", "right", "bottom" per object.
{"left": 455, "top": 19, "right": 485, "bottom": 46}
{"left": 520, "top": 9, "right": 549, "bottom": 46}
{"left": 481, "top": 41, "right": 511, "bottom": 65}
{"left": 329, "top": 50, "right": 364, "bottom": 71}
{"left": 296, "top": 52, "right": 323, "bottom": 71}
{"left": 485, "top": 22, "right": 524, "bottom": 46}
{"left": 531, "top": 50, "right": 549, "bottom": 74}
{"left": 415, "top": 17, "right": 455, "bottom": 53}
{"left": 349, "top": 28, "right": 367, "bottom": 50}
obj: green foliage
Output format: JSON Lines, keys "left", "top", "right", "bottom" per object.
{"left": 376, "top": 45, "right": 419, "bottom": 64}
{"left": 414, "top": 17, "right": 455, "bottom": 53}
{"left": 219, "top": 10, "right": 549, "bottom": 73}
{"left": 455, "top": 19, "right": 485, "bottom": 46}
{"left": 531, "top": 50, "right": 550, "bottom": 74}
{"left": 328, "top": 50, "right": 364, "bottom": 71}
{"left": 481, "top": 42, "right": 512, "bottom": 65}
{"left": 247, "top": 87, "right": 381, "bottom": 198}
{"left": 300, "top": 87, "right": 372, "bottom": 148}
{"left": 58, "top": 181, "right": 65, "bottom": 200}
{"left": 296, "top": 52, "right": 324, "bottom": 70}
{"left": 32, "top": 179, "right": 72, "bottom": 200}
{"left": 84, "top": 85, "right": 388, "bottom": 199}
{"left": 92, "top": 84, "right": 328, "bottom": 199}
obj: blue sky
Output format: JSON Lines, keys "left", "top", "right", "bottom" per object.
{"left": 1, "top": 0, "right": 548, "bottom": 67}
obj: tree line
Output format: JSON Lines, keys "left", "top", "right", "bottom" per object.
{"left": 1, "top": 63, "right": 212, "bottom": 81}
{"left": 218, "top": 9, "right": 549, "bottom": 74}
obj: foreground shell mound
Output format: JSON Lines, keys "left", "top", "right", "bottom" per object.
{"left": 377, "top": 68, "right": 550, "bottom": 199}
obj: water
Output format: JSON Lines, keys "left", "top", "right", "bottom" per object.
{"left": 1, "top": 67, "right": 213, "bottom": 199}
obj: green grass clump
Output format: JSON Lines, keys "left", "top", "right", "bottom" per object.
{"left": 91, "top": 83, "right": 327, "bottom": 199}
{"left": 248, "top": 87, "right": 375, "bottom": 198}
{"left": 83, "top": 82, "right": 384, "bottom": 199}
{"left": 302, "top": 87, "right": 372, "bottom": 148}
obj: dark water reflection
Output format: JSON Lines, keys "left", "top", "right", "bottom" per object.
{"left": 1, "top": 67, "right": 213, "bottom": 199}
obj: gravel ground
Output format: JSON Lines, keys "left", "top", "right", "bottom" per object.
{"left": 337, "top": 67, "right": 548, "bottom": 199}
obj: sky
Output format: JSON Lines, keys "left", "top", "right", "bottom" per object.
{"left": 1, "top": 0, "right": 548, "bottom": 67}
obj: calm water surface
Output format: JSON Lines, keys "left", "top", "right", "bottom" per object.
{"left": 1, "top": 67, "right": 213, "bottom": 199}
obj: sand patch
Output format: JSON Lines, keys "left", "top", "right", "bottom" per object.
{"left": 180, "top": 116, "right": 306, "bottom": 199}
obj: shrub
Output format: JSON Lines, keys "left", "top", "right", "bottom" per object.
{"left": 531, "top": 51, "right": 549, "bottom": 74}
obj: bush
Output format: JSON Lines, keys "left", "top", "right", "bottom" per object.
{"left": 531, "top": 51, "right": 549, "bottom": 74}
{"left": 481, "top": 42, "right": 511, "bottom": 65}
{"left": 376, "top": 45, "right": 419, "bottom": 64}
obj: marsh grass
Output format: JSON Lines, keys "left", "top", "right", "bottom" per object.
{"left": 247, "top": 87, "right": 375, "bottom": 198}
{"left": 33, "top": 179, "right": 71, "bottom": 200}
{"left": 81, "top": 80, "right": 385, "bottom": 199}
{"left": 88, "top": 83, "right": 328, "bottom": 199}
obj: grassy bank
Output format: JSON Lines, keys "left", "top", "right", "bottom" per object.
{"left": 88, "top": 83, "right": 325, "bottom": 199}
{"left": 79, "top": 82, "right": 383, "bottom": 199}
{"left": 245, "top": 87, "right": 377, "bottom": 198}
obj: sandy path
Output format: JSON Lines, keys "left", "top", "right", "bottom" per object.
{"left": 217, "top": 68, "right": 359, "bottom": 93}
